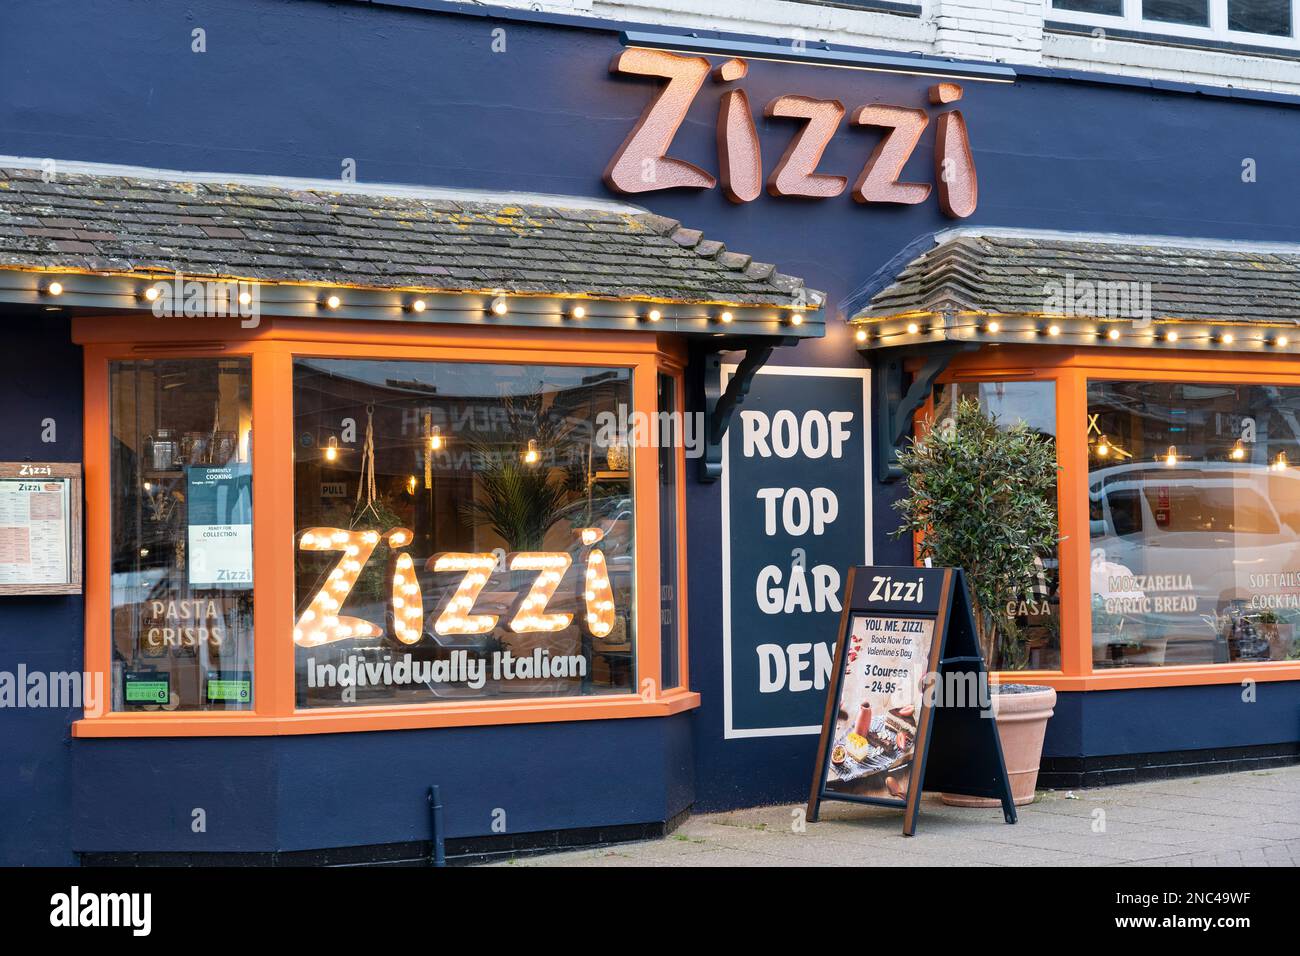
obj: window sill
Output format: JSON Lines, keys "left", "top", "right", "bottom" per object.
{"left": 72, "top": 688, "right": 701, "bottom": 738}
{"left": 994, "top": 661, "right": 1300, "bottom": 692}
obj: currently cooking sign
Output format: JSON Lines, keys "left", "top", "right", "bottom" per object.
{"left": 722, "top": 366, "right": 870, "bottom": 738}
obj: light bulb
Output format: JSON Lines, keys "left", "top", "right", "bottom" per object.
{"left": 719, "top": 311, "right": 733, "bottom": 324}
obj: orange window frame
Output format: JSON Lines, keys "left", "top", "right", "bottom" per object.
{"left": 73, "top": 316, "right": 698, "bottom": 737}
{"left": 931, "top": 344, "right": 1300, "bottom": 692}
{"left": 656, "top": 351, "right": 691, "bottom": 693}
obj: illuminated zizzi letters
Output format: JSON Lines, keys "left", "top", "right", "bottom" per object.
{"left": 429, "top": 552, "right": 499, "bottom": 636}
{"left": 296, "top": 528, "right": 616, "bottom": 644}
{"left": 508, "top": 552, "right": 573, "bottom": 633}
{"left": 579, "top": 527, "right": 616, "bottom": 638}
{"left": 388, "top": 528, "right": 423, "bottom": 644}
{"left": 294, "top": 528, "right": 383, "bottom": 647}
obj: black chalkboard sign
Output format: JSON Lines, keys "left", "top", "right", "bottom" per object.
{"left": 807, "top": 565, "right": 1016, "bottom": 836}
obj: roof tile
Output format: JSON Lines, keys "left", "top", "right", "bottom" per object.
{"left": 0, "top": 170, "right": 820, "bottom": 308}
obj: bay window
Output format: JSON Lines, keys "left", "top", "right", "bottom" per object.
{"left": 78, "top": 320, "right": 693, "bottom": 735}
{"left": 935, "top": 348, "right": 1300, "bottom": 689}
{"left": 291, "top": 358, "right": 637, "bottom": 707}
{"left": 1088, "top": 379, "right": 1300, "bottom": 667}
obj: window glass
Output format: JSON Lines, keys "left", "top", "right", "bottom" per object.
{"left": 1229, "top": 0, "right": 1292, "bottom": 35}
{"left": 110, "top": 359, "right": 254, "bottom": 711}
{"left": 1089, "top": 380, "right": 1300, "bottom": 667}
{"left": 1053, "top": 0, "right": 1124, "bottom": 14}
{"left": 1142, "top": 0, "right": 1210, "bottom": 25}
{"left": 935, "top": 381, "right": 1060, "bottom": 670}
{"left": 658, "top": 373, "right": 680, "bottom": 690}
{"left": 293, "top": 359, "right": 636, "bottom": 707}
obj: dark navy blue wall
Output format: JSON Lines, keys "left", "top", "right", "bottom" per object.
{"left": 71, "top": 715, "right": 694, "bottom": 854}
{"left": 3, "top": 0, "right": 1300, "bottom": 859}
{"left": 1044, "top": 683, "right": 1300, "bottom": 759}
{"left": 0, "top": 315, "right": 83, "bottom": 865}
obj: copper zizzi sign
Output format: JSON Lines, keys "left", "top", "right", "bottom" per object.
{"left": 604, "top": 49, "right": 977, "bottom": 218}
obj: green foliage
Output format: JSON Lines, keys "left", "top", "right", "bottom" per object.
{"left": 892, "top": 398, "right": 1059, "bottom": 670}
{"left": 459, "top": 394, "right": 576, "bottom": 551}
{"left": 460, "top": 455, "right": 571, "bottom": 552}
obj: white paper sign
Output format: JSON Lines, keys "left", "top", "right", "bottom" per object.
{"left": 186, "top": 465, "right": 253, "bottom": 588}
{"left": 0, "top": 479, "right": 70, "bottom": 585}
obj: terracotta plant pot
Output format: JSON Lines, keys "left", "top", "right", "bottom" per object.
{"left": 941, "top": 684, "right": 1056, "bottom": 808}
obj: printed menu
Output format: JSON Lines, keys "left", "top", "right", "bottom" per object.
{"left": 822, "top": 614, "right": 934, "bottom": 800}
{"left": 0, "top": 479, "right": 71, "bottom": 585}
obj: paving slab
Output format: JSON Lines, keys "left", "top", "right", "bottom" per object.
{"left": 484, "top": 764, "right": 1300, "bottom": 867}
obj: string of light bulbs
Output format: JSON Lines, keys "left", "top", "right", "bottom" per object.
{"left": 32, "top": 275, "right": 811, "bottom": 327}
{"left": 854, "top": 318, "right": 1295, "bottom": 347}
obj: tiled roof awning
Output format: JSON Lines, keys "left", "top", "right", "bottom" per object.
{"left": 0, "top": 160, "right": 823, "bottom": 337}
{"left": 848, "top": 229, "right": 1300, "bottom": 352}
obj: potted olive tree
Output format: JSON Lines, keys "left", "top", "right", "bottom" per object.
{"left": 893, "top": 398, "right": 1059, "bottom": 806}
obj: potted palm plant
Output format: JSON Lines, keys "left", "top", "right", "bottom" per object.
{"left": 893, "top": 398, "right": 1060, "bottom": 805}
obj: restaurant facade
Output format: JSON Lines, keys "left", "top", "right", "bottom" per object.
{"left": 2, "top": 0, "right": 1300, "bottom": 865}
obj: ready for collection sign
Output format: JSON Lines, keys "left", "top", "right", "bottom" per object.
{"left": 186, "top": 464, "right": 253, "bottom": 589}
{"left": 722, "top": 366, "right": 871, "bottom": 738}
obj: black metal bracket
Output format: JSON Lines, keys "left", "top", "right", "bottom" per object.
{"left": 872, "top": 342, "right": 977, "bottom": 483}
{"left": 695, "top": 337, "right": 796, "bottom": 482}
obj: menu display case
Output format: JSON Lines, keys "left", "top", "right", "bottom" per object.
{"left": 0, "top": 461, "right": 82, "bottom": 595}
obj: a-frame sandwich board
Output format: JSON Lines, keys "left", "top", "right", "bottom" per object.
{"left": 807, "top": 565, "right": 1016, "bottom": 836}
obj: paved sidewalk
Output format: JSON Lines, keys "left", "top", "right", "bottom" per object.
{"left": 490, "top": 765, "right": 1300, "bottom": 867}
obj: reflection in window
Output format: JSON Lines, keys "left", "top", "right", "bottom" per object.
{"left": 1230, "top": 0, "right": 1292, "bottom": 35}
{"left": 1088, "top": 380, "right": 1300, "bottom": 667}
{"left": 935, "top": 381, "right": 1060, "bottom": 670}
{"left": 292, "top": 359, "right": 637, "bottom": 707}
{"left": 1143, "top": 0, "right": 1210, "bottom": 25}
{"left": 110, "top": 359, "right": 254, "bottom": 711}
{"left": 1055, "top": 0, "right": 1296, "bottom": 40}
{"left": 1053, "top": 0, "right": 1124, "bottom": 13}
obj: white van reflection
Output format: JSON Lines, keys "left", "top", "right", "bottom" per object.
{"left": 1089, "top": 460, "right": 1300, "bottom": 664}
